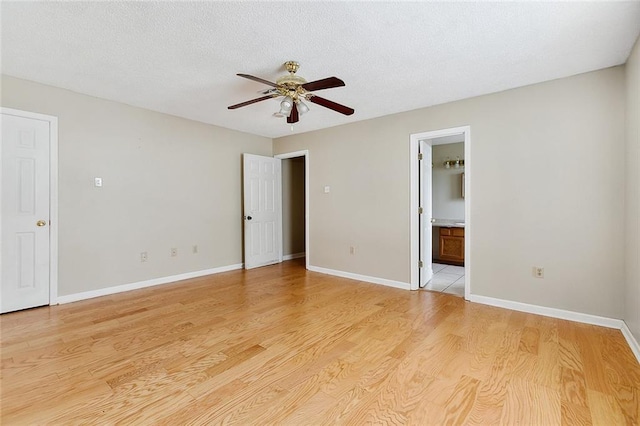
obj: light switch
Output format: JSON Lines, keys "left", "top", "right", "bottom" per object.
{"left": 94, "top": 177, "right": 103, "bottom": 187}
{"left": 324, "top": 186, "right": 330, "bottom": 193}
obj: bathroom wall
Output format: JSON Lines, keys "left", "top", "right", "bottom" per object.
{"left": 432, "top": 142, "right": 465, "bottom": 221}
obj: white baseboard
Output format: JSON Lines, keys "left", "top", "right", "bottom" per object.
{"left": 56, "top": 263, "right": 244, "bottom": 305}
{"left": 283, "top": 252, "right": 305, "bottom": 261}
{"left": 469, "top": 294, "right": 624, "bottom": 329}
{"left": 621, "top": 321, "right": 640, "bottom": 364}
{"left": 469, "top": 294, "right": 640, "bottom": 365}
{"left": 52, "top": 260, "right": 640, "bottom": 366}
{"left": 307, "top": 265, "right": 410, "bottom": 290}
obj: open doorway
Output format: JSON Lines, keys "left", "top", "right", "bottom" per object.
{"left": 410, "top": 127, "right": 470, "bottom": 299}
{"left": 425, "top": 136, "right": 466, "bottom": 296}
{"left": 275, "top": 150, "right": 309, "bottom": 269}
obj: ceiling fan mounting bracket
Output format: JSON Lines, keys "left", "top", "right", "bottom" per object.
{"left": 276, "top": 60, "right": 307, "bottom": 87}
{"left": 284, "top": 61, "right": 299, "bottom": 74}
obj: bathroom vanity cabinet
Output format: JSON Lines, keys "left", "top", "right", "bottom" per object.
{"left": 439, "top": 227, "right": 465, "bottom": 262}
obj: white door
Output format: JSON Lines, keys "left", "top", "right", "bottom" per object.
{"left": 1, "top": 112, "right": 51, "bottom": 313}
{"left": 419, "top": 141, "right": 433, "bottom": 287}
{"left": 243, "top": 154, "right": 282, "bottom": 269}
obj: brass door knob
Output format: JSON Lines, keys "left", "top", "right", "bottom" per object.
{"left": 36, "top": 220, "right": 47, "bottom": 227}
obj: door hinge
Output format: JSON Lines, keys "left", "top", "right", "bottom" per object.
{"left": 418, "top": 153, "right": 423, "bottom": 160}
{"left": 418, "top": 207, "right": 423, "bottom": 214}
{"left": 419, "top": 260, "right": 424, "bottom": 268}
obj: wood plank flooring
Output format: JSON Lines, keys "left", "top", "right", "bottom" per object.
{"left": 1, "top": 258, "right": 639, "bottom": 424}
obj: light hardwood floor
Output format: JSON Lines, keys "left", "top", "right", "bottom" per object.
{"left": 1, "top": 259, "right": 639, "bottom": 424}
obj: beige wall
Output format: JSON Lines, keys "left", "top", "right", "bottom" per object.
{"left": 2, "top": 63, "right": 631, "bottom": 322}
{"left": 1, "top": 75, "right": 272, "bottom": 296}
{"left": 625, "top": 36, "right": 640, "bottom": 340}
{"left": 432, "top": 142, "right": 465, "bottom": 221}
{"left": 274, "top": 67, "right": 626, "bottom": 319}
{"left": 281, "top": 157, "right": 305, "bottom": 256}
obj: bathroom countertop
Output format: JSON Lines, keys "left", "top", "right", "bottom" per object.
{"left": 432, "top": 219, "right": 465, "bottom": 228}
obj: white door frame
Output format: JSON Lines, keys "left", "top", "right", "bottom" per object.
{"left": 410, "top": 126, "right": 471, "bottom": 300}
{"left": 274, "top": 150, "right": 309, "bottom": 270}
{"left": 1, "top": 107, "right": 59, "bottom": 306}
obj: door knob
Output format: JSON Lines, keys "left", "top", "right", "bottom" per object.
{"left": 36, "top": 220, "right": 47, "bottom": 227}
{"left": 246, "top": 216, "right": 252, "bottom": 221}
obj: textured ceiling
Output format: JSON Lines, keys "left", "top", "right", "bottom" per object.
{"left": 2, "top": 1, "right": 639, "bottom": 138}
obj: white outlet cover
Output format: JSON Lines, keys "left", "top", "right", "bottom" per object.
{"left": 324, "top": 186, "right": 330, "bottom": 193}
{"left": 94, "top": 177, "right": 103, "bottom": 187}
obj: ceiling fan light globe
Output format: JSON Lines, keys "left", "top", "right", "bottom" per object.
{"left": 280, "top": 97, "right": 293, "bottom": 113}
{"left": 277, "top": 101, "right": 292, "bottom": 116}
{"left": 297, "top": 100, "right": 310, "bottom": 115}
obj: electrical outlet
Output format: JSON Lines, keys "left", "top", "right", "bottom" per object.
{"left": 192, "top": 245, "right": 198, "bottom": 254}
{"left": 171, "top": 248, "right": 178, "bottom": 257}
{"left": 533, "top": 267, "right": 544, "bottom": 278}
{"left": 140, "top": 252, "right": 148, "bottom": 262}
{"left": 349, "top": 246, "right": 356, "bottom": 255}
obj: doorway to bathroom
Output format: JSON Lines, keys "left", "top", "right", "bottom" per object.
{"left": 409, "top": 126, "right": 471, "bottom": 299}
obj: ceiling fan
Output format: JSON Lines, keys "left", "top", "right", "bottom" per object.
{"left": 228, "top": 61, "right": 354, "bottom": 124}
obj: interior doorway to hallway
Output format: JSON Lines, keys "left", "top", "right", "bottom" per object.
{"left": 275, "top": 150, "right": 309, "bottom": 269}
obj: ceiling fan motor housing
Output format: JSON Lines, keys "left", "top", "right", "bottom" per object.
{"left": 276, "top": 61, "right": 307, "bottom": 93}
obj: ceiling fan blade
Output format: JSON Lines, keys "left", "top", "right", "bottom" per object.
{"left": 228, "top": 95, "right": 273, "bottom": 110}
{"left": 287, "top": 102, "right": 299, "bottom": 124}
{"left": 237, "top": 73, "right": 278, "bottom": 87}
{"left": 301, "top": 77, "right": 345, "bottom": 92}
{"left": 308, "top": 95, "right": 354, "bottom": 116}
{"left": 258, "top": 88, "right": 278, "bottom": 95}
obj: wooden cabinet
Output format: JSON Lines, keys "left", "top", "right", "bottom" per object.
{"left": 439, "top": 227, "right": 464, "bottom": 263}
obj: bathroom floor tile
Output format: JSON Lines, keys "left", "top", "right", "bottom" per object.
{"left": 432, "top": 263, "right": 447, "bottom": 273}
{"left": 451, "top": 276, "right": 465, "bottom": 287}
{"left": 421, "top": 264, "right": 465, "bottom": 297}
{"left": 423, "top": 281, "right": 451, "bottom": 291}
{"left": 443, "top": 285, "right": 465, "bottom": 296}
{"left": 428, "top": 272, "right": 460, "bottom": 285}
{"left": 441, "top": 265, "right": 465, "bottom": 275}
